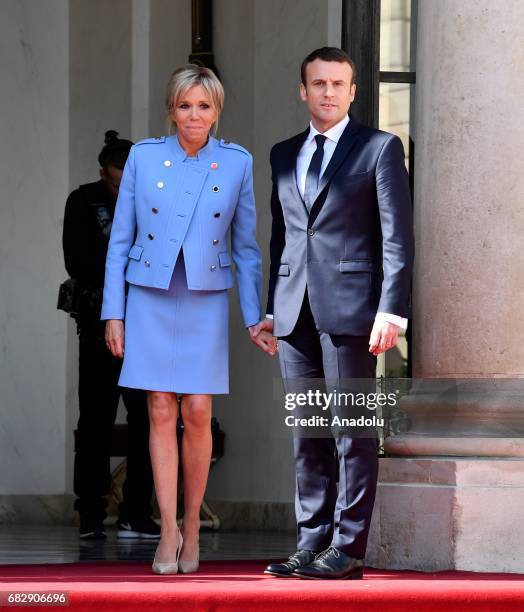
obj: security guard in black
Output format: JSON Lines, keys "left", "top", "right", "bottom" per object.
{"left": 62, "top": 131, "right": 159, "bottom": 540}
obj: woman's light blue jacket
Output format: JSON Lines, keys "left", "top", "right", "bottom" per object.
{"left": 101, "top": 135, "right": 262, "bottom": 327}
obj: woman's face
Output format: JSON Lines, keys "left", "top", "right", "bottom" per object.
{"left": 170, "top": 84, "right": 218, "bottom": 145}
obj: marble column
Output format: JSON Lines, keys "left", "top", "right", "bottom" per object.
{"left": 385, "top": 0, "right": 524, "bottom": 457}
{"left": 412, "top": 1, "right": 524, "bottom": 380}
{"left": 368, "top": 0, "right": 524, "bottom": 572}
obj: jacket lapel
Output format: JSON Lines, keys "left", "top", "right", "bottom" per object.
{"left": 285, "top": 128, "right": 310, "bottom": 217}
{"left": 309, "top": 117, "right": 362, "bottom": 219}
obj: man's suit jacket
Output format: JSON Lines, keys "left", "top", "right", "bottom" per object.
{"left": 267, "top": 116, "right": 414, "bottom": 337}
{"left": 101, "top": 135, "right": 262, "bottom": 327}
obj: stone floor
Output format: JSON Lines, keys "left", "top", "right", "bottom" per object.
{"left": 0, "top": 524, "right": 296, "bottom": 565}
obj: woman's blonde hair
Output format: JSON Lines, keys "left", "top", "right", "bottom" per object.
{"left": 165, "top": 64, "right": 224, "bottom": 136}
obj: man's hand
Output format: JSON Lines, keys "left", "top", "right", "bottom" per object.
{"left": 105, "top": 319, "right": 125, "bottom": 358}
{"left": 248, "top": 318, "right": 278, "bottom": 356}
{"left": 369, "top": 320, "right": 400, "bottom": 356}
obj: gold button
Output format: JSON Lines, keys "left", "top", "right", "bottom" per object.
{"left": 214, "top": 212, "right": 220, "bottom": 218}
{"left": 148, "top": 233, "right": 154, "bottom": 240}
{"left": 152, "top": 207, "right": 159, "bottom": 214}
{"left": 210, "top": 265, "right": 217, "bottom": 271}
{"left": 163, "top": 160, "right": 172, "bottom": 167}
{"left": 157, "top": 181, "right": 164, "bottom": 189}
{"left": 212, "top": 186, "right": 220, "bottom": 192}
{"left": 212, "top": 239, "right": 219, "bottom": 245}
{"left": 145, "top": 260, "right": 151, "bottom": 267}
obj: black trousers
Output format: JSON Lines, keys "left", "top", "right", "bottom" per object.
{"left": 278, "top": 291, "right": 379, "bottom": 559}
{"left": 73, "top": 321, "right": 154, "bottom": 520}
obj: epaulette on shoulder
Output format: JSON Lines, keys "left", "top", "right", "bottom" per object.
{"left": 134, "top": 136, "right": 166, "bottom": 146}
{"left": 219, "top": 139, "right": 249, "bottom": 156}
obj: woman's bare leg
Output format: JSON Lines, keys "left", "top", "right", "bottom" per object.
{"left": 179, "top": 393, "right": 212, "bottom": 561}
{"left": 147, "top": 390, "right": 181, "bottom": 562}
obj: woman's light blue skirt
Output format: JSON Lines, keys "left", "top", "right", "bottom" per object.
{"left": 119, "top": 253, "right": 229, "bottom": 394}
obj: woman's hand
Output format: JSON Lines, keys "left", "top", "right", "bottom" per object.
{"left": 105, "top": 319, "right": 125, "bottom": 358}
{"left": 248, "top": 319, "right": 278, "bottom": 356}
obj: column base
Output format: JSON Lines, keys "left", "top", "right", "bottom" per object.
{"left": 367, "top": 457, "right": 524, "bottom": 573}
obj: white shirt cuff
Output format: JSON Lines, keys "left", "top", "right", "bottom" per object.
{"left": 265, "top": 314, "right": 274, "bottom": 320}
{"left": 375, "top": 312, "right": 408, "bottom": 330}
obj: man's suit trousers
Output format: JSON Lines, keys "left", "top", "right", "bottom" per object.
{"left": 278, "top": 290, "right": 379, "bottom": 558}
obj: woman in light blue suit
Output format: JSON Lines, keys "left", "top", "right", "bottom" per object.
{"left": 101, "top": 65, "right": 275, "bottom": 574}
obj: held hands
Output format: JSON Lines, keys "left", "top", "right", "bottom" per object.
{"left": 369, "top": 320, "right": 400, "bottom": 356}
{"left": 105, "top": 319, "right": 125, "bottom": 358}
{"left": 248, "top": 318, "right": 278, "bottom": 356}
{"left": 105, "top": 317, "right": 277, "bottom": 359}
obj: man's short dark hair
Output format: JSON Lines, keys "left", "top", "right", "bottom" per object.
{"left": 300, "top": 47, "right": 357, "bottom": 87}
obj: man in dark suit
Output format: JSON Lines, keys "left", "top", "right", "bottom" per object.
{"left": 256, "top": 47, "right": 414, "bottom": 579}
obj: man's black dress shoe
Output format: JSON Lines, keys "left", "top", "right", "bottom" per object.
{"left": 293, "top": 546, "right": 364, "bottom": 580}
{"left": 264, "top": 550, "right": 318, "bottom": 577}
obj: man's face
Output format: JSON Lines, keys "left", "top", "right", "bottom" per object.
{"left": 100, "top": 164, "right": 123, "bottom": 201}
{"left": 300, "top": 59, "right": 356, "bottom": 132}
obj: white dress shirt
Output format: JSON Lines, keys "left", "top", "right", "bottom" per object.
{"left": 268, "top": 114, "right": 407, "bottom": 331}
{"left": 296, "top": 114, "right": 351, "bottom": 200}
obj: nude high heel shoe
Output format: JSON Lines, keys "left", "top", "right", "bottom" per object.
{"left": 178, "top": 543, "right": 199, "bottom": 574}
{"left": 152, "top": 530, "right": 183, "bottom": 575}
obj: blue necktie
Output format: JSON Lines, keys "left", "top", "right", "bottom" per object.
{"left": 304, "top": 134, "right": 326, "bottom": 212}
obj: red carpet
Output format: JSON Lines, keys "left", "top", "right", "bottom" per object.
{"left": 1, "top": 560, "right": 524, "bottom": 611}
